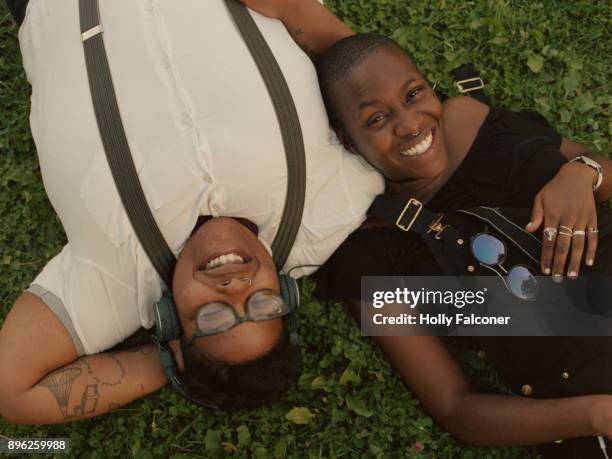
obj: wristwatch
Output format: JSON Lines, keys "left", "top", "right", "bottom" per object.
{"left": 569, "top": 155, "right": 603, "bottom": 191}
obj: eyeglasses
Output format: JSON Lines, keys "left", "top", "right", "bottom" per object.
{"left": 470, "top": 233, "right": 539, "bottom": 301}
{"left": 188, "top": 289, "right": 293, "bottom": 344}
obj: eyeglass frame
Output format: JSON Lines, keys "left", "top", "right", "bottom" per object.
{"left": 187, "top": 288, "right": 295, "bottom": 345}
{"left": 470, "top": 232, "right": 539, "bottom": 301}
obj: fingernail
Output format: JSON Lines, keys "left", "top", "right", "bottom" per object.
{"left": 525, "top": 222, "right": 533, "bottom": 229}
{"left": 552, "top": 274, "right": 563, "bottom": 283}
{"left": 543, "top": 268, "right": 551, "bottom": 275}
{"left": 586, "top": 259, "right": 594, "bottom": 266}
{"left": 568, "top": 271, "right": 577, "bottom": 279}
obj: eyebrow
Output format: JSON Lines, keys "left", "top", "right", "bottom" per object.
{"left": 357, "top": 76, "right": 419, "bottom": 113}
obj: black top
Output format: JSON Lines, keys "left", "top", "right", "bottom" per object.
{"left": 314, "top": 107, "right": 566, "bottom": 300}
{"left": 5, "top": 0, "right": 27, "bottom": 25}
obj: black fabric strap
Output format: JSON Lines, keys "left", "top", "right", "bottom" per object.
{"left": 452, "top": 64, "right": 489, "bottom": 104}
{"left": 368, "top": 194, "right": 464, "bottom": 245}
{"left": 79, "top": 0, "right": 176, "bottom": 288}
{"left": 225, "top": 0, "right": 306, "bottom": 271}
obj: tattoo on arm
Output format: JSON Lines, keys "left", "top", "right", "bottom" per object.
{"left": 80, "top": 355, "right": 125, "bottom": 387}
{"left": 37, "top": 366, "right": 99, "bottom": 420}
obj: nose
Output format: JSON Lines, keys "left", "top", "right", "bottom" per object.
{"left": 393, "top": 107, "right": 422, "bottom": 138}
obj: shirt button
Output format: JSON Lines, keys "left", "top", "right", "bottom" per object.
{"left": 182, "top": 114, "right": 193, "bottom": 127}
{"left": 561, "top": 371, "right": 569, "bottom": 380}
{"left": 160, "top": 57, "right": 170, "bottom": 69}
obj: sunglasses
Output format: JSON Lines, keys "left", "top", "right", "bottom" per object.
{"left": 470, "top": 233, "right": 539, "bottom": 301}
{"left": 188, "top": 289, "right": 293, "bottom": 344}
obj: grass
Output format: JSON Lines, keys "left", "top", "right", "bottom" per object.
{"left": 1, "top": 0, "right": 610, "bottom": 458}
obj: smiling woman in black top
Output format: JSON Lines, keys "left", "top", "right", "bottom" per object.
{"left": 241, "top": 1, "right": 612, "bottom": 457}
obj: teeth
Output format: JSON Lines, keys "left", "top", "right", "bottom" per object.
{"left": 400, "top": 131, "right": 433, "bottom": 156}
{"left": 205, "top": 252, "right": 245, "bottom": 269}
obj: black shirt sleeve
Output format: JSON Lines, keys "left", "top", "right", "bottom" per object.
{"left": 5, "top": 0, "right": 28, "bottom": 26}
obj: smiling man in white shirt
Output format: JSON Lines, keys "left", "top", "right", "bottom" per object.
{"left": 0, "top": 0, "right": 381, "bottom": 424}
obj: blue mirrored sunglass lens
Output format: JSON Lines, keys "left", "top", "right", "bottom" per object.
{"left": 508, "top": 266, "right": 538, "bottom": 300}
{"left": 471, "top": 234, "right": 505, "bottom": 265}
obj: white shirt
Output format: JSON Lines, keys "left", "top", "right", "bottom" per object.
{"left": 20, "top": 0, "right": 383, "bottom": 355}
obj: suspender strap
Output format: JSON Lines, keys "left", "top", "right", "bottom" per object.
{"left": 225, "top": 0, "right": 306, "bottom": 271}
{"left": 452, "top": 63, "right": 489, "bottom": 104}
{"left": 79, "top": 0, "right": 176, "bottom": 288}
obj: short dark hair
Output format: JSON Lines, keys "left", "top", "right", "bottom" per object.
{"left": 317, "top": 33, "right": 407, "bottom": 131}
{"left": 179, "top": 330, "right": 300, "bottom": 410}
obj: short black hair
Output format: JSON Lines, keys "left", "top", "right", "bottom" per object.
{"left": 179, "top": 330, "right": 300, "bottom": 410}
{"left": 317, "top": 33, "right": 407, "bottom": 131}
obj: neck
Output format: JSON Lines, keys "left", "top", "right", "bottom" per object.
{"left": 385, "top": 175, "right": 446, "bottom": 204}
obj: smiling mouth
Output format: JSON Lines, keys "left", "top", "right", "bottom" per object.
{"left": 203, "top": 251, "right": 252, "bottom": 271}
{"left": 399, "top": 127, "right": 435, "bottom": 157}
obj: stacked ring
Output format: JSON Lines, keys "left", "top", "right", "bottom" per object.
{"left": 572, "top": 230, "right": 586, "bottom": 237}
{"left": 558, "top": 230, "right": 573, "bottom": 237}
{"left": 559, "top": 225, "right": 573, "bottom": 232}
{"left": 587, "top": 228, "right": 599, "bottom": 234}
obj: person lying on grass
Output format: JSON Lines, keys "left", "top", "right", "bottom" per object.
{"left": 0, "top": 0, "right": 382, "bottom": 424}
{"left": 241, "top": 1, "right": 612, "bottom": 458}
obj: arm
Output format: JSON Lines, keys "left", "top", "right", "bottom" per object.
{"left": 0, "top": 293, "right": 168, "bottom": 424}
{"left": 349, "top": 300, "right": 612, "bottom": 446}
{"left": 239, "top": 0, "right": 353, "bottom": 59}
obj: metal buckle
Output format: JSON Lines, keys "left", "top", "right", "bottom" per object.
{"left": 426, "top": 213, "right": 449, "bottom": 240}
{"left": 81, "top": 25, "right": 103, "bottom": 42}
{"left": 455, "top": 77, "right": 484, "bottom": 94}
{"left": 396, "top": 198, "right": 423, "bottom": 231}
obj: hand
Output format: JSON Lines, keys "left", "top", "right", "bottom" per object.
{"left": 237, "top": 0, "right": 297, "bottom": 19}
{"left": 526, "top": 162, "right": 599, "bottom": 279}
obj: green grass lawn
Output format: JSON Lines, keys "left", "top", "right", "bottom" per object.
{"left": 1, "top": 1, "right": 610, "bottom": 457}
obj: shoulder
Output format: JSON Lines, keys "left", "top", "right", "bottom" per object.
{"left": 441, "top": 96, "right": 490, "bottom": 158}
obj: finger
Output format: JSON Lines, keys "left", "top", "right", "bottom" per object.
{"left": 540, "top": 217, "right": 559, "bottom": 275}
{"left": 526, "top": 194, "right": 544, "bottom": 232}
{"left": 566, "top": 222, "right": 587, "bottom": 279}
{"left": 552, "top": 221, "right": 575, "bottom": 282}
{"left": 584, "top": 219, "right": 599, "bottom": 268}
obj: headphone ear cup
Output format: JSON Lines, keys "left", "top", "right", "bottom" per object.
{"left": 279, "top": 274, "right": 300, "bottom": 311}
{"left": 154, "top": 293, "right": 183, "bottom": 342}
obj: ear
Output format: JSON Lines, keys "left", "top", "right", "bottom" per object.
{"left": 335, "top": 128, "right": 358, "bottom": 155}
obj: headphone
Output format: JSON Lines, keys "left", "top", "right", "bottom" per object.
{"left": 152, "top": 273, "right": 300, "bottom": 406}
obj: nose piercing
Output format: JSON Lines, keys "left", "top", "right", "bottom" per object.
{"left": 240, "top": 277, "right": 252, "bottom": 286}
{"left": 410, "top": 129, "right": 421, "bottom": 138}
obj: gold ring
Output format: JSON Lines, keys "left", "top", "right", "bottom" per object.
{"left": 587, "top": 228, "right": 599, "bottom": 234}
{"left": 572, "top": 230, "right": 586, "bottom": 237}
{"left": 558, "top": 230, "right": 573, "bottom": 237}
{"left": 559, "top": 225, "right": 573, "bottom": 232}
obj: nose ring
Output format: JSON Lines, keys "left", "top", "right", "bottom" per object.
{"left": 411, "top": 129, "right": 421, "bottom": 137}
{"left": 240, "top": 277, "right": 252, "bottom": 286}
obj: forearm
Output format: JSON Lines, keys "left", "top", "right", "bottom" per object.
{"left": 442, "top": 392, "right": 608, "bottom": 447}
{"left": 3, "top": 344, "right": 167, "bottom": 424}
{"left": 278, "top": 0, "right": 353, "bottom": 59}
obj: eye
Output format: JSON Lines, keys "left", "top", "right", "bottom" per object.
{"left": 366, "top": 113, "right": 387, "bottom": 127}
{"left": 405, "top": 87, "right": 423, "bottom": 102}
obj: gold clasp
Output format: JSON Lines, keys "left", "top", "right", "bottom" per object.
{"left": 396, "top": 198, "right": 423, "bottom": 232}
{"left": 455, "top": 77, "right": 484, "bottom": 94}
{"left": 426, "top": 213, "right": 449, "bottom": 240}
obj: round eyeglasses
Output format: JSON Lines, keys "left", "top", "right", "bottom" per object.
{"left": 470, "top": 233, "right": 539, "bottom": 301}
{"left": 188, "top": 289, "right": 293, "bottom": 344}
